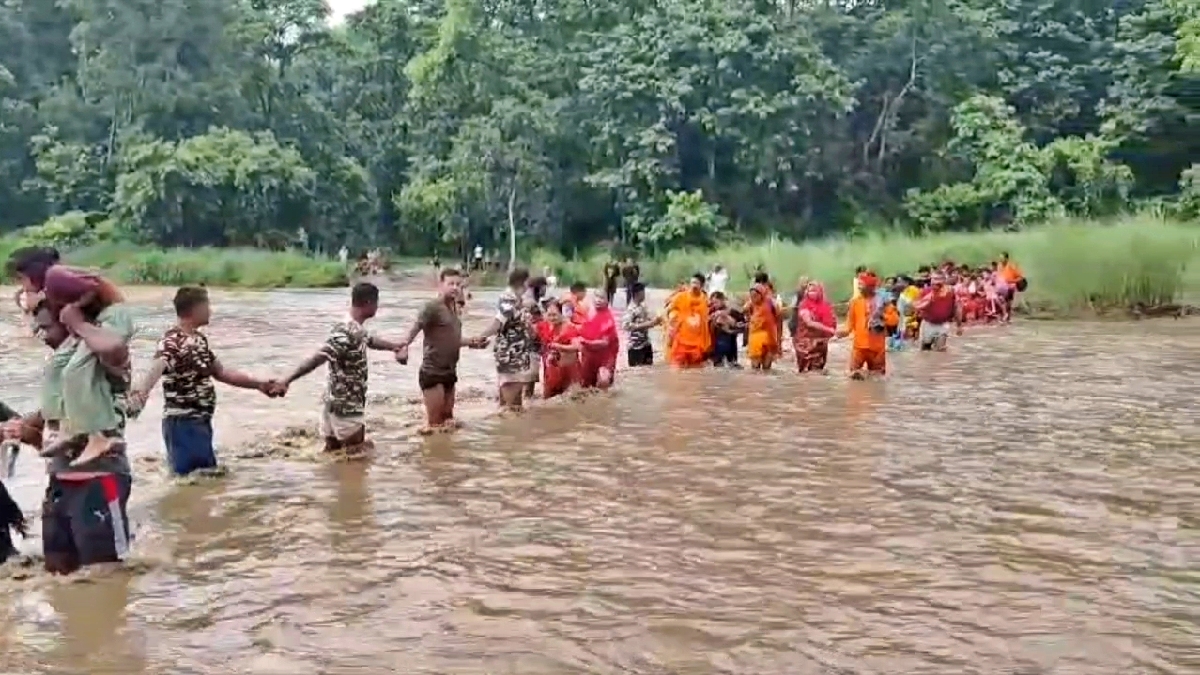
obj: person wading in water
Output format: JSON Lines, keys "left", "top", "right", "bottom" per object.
{"left": 621, "top": 283, "right": 660, "bottom": 367}
{"left": 397, "top": 268, "right": 487, "bottom": 434}
{"left": 913, "top": 271, "right": 963, "bottom": 351}
{"left": 276, "top": 283, "right": 407, "bottom": 453}
{"left": 472, "top": 267, "right": 538, "bottom": 412}
{"left": 1, "top": 299, "right": 136, "bottom": 575}
{"left": 129, "top": 286, "right": 281, "bottom": 476}
{"left": 838, "top": 271, "right": 888, "bottom": 380}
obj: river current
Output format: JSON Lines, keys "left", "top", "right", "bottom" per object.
{"left": 0, "top": 285, "right": 1197, "bottom": 674}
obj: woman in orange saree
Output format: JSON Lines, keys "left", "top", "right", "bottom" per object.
{"left": 745, "top": 283, "right": 781, "bottom": 370}
{"left": 667, "top": 274, "right": 711, "bottom": 368}
{"left": 535, "top": 300, "right": 582, "bottom": 399}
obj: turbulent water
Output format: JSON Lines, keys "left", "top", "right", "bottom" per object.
{"left": 0, "top": 285, "right": 1197, "bottom": 675}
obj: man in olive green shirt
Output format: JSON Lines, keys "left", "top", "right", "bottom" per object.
{"left": 0, "top": 299, "right": 135, "bottom": 573}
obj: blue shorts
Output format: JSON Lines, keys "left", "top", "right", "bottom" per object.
{"left": 162, "top": 417, "right": 217, "bottom": 476}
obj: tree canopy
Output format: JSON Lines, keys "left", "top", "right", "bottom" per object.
{"left": 1, "top": 0, "right": 1196, "bottom": 259}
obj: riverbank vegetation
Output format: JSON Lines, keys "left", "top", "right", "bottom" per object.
{"left": 0, "top": 0, "right": 1196, "bottom": 296}
{"left": 0, "top": 213, "right": 347, "bottom": 288}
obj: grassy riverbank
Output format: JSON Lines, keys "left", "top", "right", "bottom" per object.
{"left": 0, "top": 241, "right": 349, "bottom": 289}
{"left": 531, "top": 216, "right": 1200, "bottom": 312}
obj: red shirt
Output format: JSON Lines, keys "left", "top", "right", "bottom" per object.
{"left": 919, "top": 287, "right": 957, "bottom": 324}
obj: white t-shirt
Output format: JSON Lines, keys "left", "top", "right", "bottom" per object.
{"left": 707, "top": 270, "right": 728, "bottom": 294}
{"left": 473, "top": 246, "right": 483, "bottom": 260}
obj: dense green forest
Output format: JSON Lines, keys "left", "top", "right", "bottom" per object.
{"left": 1, "top": 0, "right": 1197, "bottom": 261}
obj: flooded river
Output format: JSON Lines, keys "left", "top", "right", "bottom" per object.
{"left": 0, "top": 286, "right": 1198, "bottom": 674}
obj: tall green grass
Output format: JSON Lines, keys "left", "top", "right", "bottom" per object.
{"left": 1, "top": 241, "right": 349, "bottom": 289}
{"left": 530, "top": 215, "right": 1200, "bottom": 313}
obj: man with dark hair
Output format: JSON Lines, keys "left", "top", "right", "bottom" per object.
{"left": 0, "top": 299, "right": 135, "bottom": 574}
{"left": 472, "top": 267, "right": 537, "bottom": 411}
{"left": 621, "top": 282, "right": 659, "bottom": 367}
{"left": 129, "top": 286, "right": 281, "bottom": 476}
{"left": 397, "top": 268, "right": 487, "bottom": 433}
{"left": 276, "top": 282, "right": 407, "bottom": 452}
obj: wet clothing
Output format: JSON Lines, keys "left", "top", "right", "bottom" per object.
{"left": 152, "top": 326, "right": 222, "bottom": 476}
{"left": 155, "top": 327, "right": 217, "bottom": 418}
{"left": 59, "top": 305, "right": 134, "bottom": 441}
{"left": 417, "top": 298, "right": 462, "bottom": 387}
{"left": 0, "top": 479, "right": 24, "bottom": 563}
{"left": 162, "top": 417, "right": 217, "bottom": 476}
{"left": 320, "top": 405, "right": 365, "bottom": 442}
{"left": 493, "top": 289, "right": 536, "bottom": 382}
{"left": 42, "top": 472, "right": 131, "bottom": 569}
{"left": 627, "top": 344, "right": 654, "bottom": 367}
{"left": 44, "top": 306, "right": 134, "bottom": 476}
{"left": 622, "top": 301, "right": 653, "bottom": 353}
{"left": 319, "top": 317, "right": 370, "bottom": 418}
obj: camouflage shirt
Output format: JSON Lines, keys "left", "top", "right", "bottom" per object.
{"left": 319, "top": 317, "right": 370, "bottom": 417}
{"left": 493, "top": 289, "right": 535, "bottom": 373}
{"left": 621, "top": 301, "right": 652, "bottom": 351}
{"left": 155, "top": 327, "right": 217, "bottom": 418}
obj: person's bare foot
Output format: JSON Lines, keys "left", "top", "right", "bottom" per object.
{"left": 418, "top": 425, "right": 436, "bottom": 436}
{"left": 70, "top": 434, "right": 114, "bottom": 466}
{"left": 850, "top": 371, "right": 866, "bottom": 381}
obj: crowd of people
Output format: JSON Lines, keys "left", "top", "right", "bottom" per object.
{"left": 0, "top": 245, "right": 1024, "bottom": 575}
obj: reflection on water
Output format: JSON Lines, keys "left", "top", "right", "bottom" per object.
{"left": 1, "top": 287, "right": 1199, "bottom": 674}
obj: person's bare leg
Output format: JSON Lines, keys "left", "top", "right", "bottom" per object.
{"left": 442, "top": 385, "right": 458, "bottom": 428}
{"left": 498, "top": 383, "right": 524, "bottom": 411}
{"left": 420, "top": 386, "right": 446, "bottom": 434}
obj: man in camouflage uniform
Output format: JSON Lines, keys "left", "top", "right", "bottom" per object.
{"left": 277, "top": 283, "right": 407, "bottom": 452}
{"left": 471, "top": 267, "right": 539, "bottom": 411}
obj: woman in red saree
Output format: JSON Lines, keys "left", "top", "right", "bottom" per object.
{"left": 579, "top": 290, "right": 620, "bottom": 390}
{"left": 793, "top": 282, "right": 837, "bottom": 373}
{"left": 535, "top": 300, "right": 583, "bottom": 399}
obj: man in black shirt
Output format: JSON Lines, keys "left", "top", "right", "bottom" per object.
{"left": 620, "top": 257, "right": 640, "bottom": 306}
{"left": 603, "top": 259, "right": 621, "bottom": 306}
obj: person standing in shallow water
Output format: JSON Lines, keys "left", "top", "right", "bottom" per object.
{"left": 472, "top": 267, "right": 538, "bottom": 411}
{"left": 396, "top": 268, "right": 487, "bottom": 433}
{"left": 0, "top": 300, "right": 135, "bottom": 574}
{"left": 128, "top": 286, "right": 282, "bottom": 476}
{"left": 276, "top": 283, "right": 407, "bottom": 453}
{"left": 666, "top": 273, "right": 711, "bottom": 368}
{"left": 621, "top": 283, "right": 660, "bottom": 367}
{"left": 837, "top": 272, "right": 888, "bottom": 380}
{"left": 793, "top": 282, "right": 837, "bottom": 373}
{"left": 913, "top": 272, "right": 962, "bottom": 352}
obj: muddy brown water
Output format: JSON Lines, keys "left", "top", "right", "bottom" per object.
{"left": 0, "top": 285, "right": 1197, "bottom": 674}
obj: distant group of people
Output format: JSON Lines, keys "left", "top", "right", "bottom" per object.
{"left": 656, "top": 252, "right": 1027, "bottom": 380}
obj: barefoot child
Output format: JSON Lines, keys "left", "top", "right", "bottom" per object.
{"left": 12, "top": 250, "right": 127, "bottom": 466}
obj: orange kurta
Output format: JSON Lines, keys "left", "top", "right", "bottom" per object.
{"left": 667, "top": 289, "right": 711, "bottom": 367}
